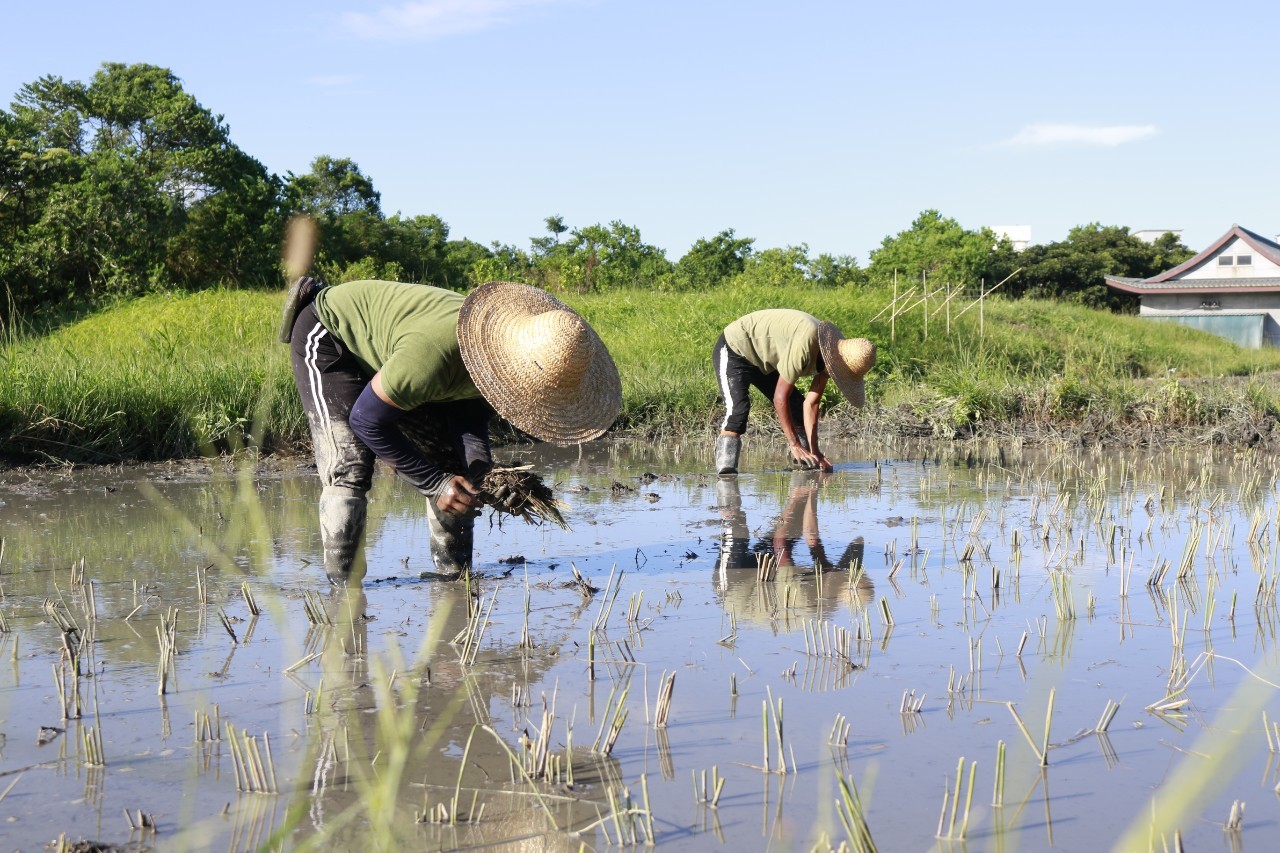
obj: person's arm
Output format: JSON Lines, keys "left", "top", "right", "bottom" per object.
{"left": 804, "top": 373, "right": 833, "bottom": 472}
{"left": 774, "top": 378, "right": 821, "bottom": 468}
{"left": 348, "top": 373, "right": 480, "bottom": 514}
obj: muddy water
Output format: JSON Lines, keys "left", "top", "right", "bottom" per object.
{"left": 1, "top": 440, "right": 1279, "bottom": 851}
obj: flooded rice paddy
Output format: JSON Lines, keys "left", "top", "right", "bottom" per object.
{"left": 1, "top": 438, "right": 1280, "bottom": 851}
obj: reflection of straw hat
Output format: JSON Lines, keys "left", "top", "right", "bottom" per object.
{"left": 817, "top": 323, "right": 875, "bottom": 408}
{"left": 458, "top": 282, "right": 622, "bottom": 445}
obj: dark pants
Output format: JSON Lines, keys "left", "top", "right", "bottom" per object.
{"left": 712, "top": 333, "right": 803, "bottom": 435}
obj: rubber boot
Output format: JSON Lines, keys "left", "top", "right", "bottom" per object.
{"left": 426, "top": 500, "right": 474, "bottom": 579}
{"left": 715, "top": 434, "right": 742, "bottom": 475}
{"left": 319, "top": 487, "right": 367, "bottom": 586}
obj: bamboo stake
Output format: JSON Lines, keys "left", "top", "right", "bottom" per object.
{"left": 953, "top": 268, "right": 1023, "bottom": 321}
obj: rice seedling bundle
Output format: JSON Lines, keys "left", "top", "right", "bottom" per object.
{"left": 477, "top": 466, "right": 569, "bottom": 529}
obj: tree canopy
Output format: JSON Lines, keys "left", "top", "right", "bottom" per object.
{"left": 1, "top": 63, "right": 278, "bottom": 310}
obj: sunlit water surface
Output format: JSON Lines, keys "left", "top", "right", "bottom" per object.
{"left": 1, "top": 438, "right": 1279, "bottom": 851}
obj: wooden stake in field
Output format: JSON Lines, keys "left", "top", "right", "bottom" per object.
{"left": 892, "top": 271, "right": 898, "bottom": 342}
{"left": 922, "top": 271, "right": 928, "bottom": 342}
{"left": 953, "top": 269, "right": 1023, "bottom": 338}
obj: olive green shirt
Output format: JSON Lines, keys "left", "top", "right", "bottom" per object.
{"left": 314, "top": 280, "right": 481, "bottom": 410}
{"left": 723, "top": 309, "right": 822, "bottom": 383}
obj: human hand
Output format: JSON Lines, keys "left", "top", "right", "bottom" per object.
{"left": 436, "top": 476, "right": 482, "bottom": 516}
{"left": 817, "top": 454, "right": 834, "bottom": 473}
{"left": 789, "top": 444, "right": 821, "bottom": 470}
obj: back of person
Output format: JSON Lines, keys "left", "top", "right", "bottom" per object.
{"left": 723, "top": 309, "right": 822, "bottom": 382}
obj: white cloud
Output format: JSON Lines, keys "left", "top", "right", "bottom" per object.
{"left": 342, "top": 0, "right": 567, "bottom": 41}
{"left": 1001, "top": 123, "right": 1159, "bottom": 148}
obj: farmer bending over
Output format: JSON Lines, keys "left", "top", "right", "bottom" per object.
{"left": 281, "top": 277, "right": 621, "bottom": 585}
{"left": 712, "top": 309, "right": 874, "bottom": 475}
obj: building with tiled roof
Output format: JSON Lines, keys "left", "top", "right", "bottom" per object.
{"left": 1105, "top": 225, "right": 1280, "bottom": 348}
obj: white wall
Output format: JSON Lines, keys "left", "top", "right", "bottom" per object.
{"left": 1177, "top": 236, "right": 1280, "bottom": 280}
{"left": 1140, "top": 292, "right": 1280, "bottom": 345}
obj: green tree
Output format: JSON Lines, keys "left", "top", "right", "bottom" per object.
{"left": 0, "top": 63, "right": 279, "bottom": 310}
{"left": 284, "top": 155, "right": 380, "bottom": 218}
{"left": 531, "top": 214, "right": 570, "bottom": 259}
{"left": 674, "top": 229, "right": 755, "bottom": 289}
{"left": 1013, "top": 225, "right": 1195, "bottom": 310}
{"left": 867, "top": 210, "right": 1013, "bottom": 288}
{"left": 469, "top": 242, "right": 533, "bottom": 288}
{"left": 544, "top": 214, "right": 567, "bottom": 243}
{"left": 736, "top": 245, "right": 812, "bottom": 288}
{"left": 533, "top": 219, "right": 671, "bottom": 292}
{"left": 806, "top": 252, "right": 864, "bottom": 287}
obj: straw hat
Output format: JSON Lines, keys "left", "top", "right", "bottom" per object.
{"left": 817, "top": 322, "right": 875, "bottom": 408}
{"left": 457, "top": 281, "right": 622, "bottom": 445}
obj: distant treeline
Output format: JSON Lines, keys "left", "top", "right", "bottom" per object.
{"left": 1, "top": 62, "right": 1197, "bottom": 319}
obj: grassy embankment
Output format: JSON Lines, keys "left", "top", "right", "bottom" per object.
{"left": 4, "top": 284, "right": 1280, "bottom": 464}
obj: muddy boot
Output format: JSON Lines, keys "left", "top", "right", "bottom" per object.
{"left": 715, "top": 434, "right": 741, "bottom": 475}
{"left": 319, "top": 487, "right": 367, "bottom": 586}
{"left": 426, "top": 500, "right": 474, "bottom": 579}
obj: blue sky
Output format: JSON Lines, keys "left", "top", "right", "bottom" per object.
{"left": 3, "top": 0, "right": 1277, "bottom": 262}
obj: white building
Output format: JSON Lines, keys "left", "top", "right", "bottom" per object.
{"left": 990, "top": 225, "right": 1031, "bottom": 252}
{"left": 1105, "top": 225, "right": 1280, "bottom": 348}
{"left": 1131, "top": 229, "right": 1182, "bottom": 244}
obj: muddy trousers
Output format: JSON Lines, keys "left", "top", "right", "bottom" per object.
{"left": 712, "top": 334, "right": 804, "bottom": 435}
{"left": 291, "top": 304, "right": 474, "bottom": 584}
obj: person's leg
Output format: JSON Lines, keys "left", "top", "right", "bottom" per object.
{"left": 713, "top": 335, "right": 752, "bottom": 474}
{"left": 400, "top": 406, "right": 475, "bottom": 579}
{"left": 291, "top": 304, "right": 375, "bottom": 585}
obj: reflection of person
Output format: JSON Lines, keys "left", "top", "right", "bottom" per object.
{"left": 713, "top": 476, "right": 872, "bottom": 627}
{"left": 308, "top": 583, "right": 616, "bottom": 849}
{"left": 712, "top": 310, "right": 875, "bottom": 475}
{"left": 714, "top": 473, "right": 871, "bottom": 603}
{"left": 283, "top": 278, "right": 621, "bottom": 585}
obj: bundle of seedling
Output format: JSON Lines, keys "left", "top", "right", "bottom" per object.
{"left": 477, "top": 465, "right": 569, "bottom": 530}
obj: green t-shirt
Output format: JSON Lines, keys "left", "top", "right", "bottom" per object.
{"left": 314, "top": 280, "right": 481, "bottom": 410}
{"left": 724, "top": 309, "right": 822, "bottom": 383}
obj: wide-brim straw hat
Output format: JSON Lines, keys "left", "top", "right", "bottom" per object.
{"left": 458, "top": 281, "right": 622, "bottom": 445}
{"left": 817, "top": 322, "right": 875, "bottom": 408}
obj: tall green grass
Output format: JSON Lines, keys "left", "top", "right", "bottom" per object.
{"left": 4, "top": 284, "right": 1280, "bottom": 463}
{"left": 0, "top": 290, "right": 300, "bottom": 462}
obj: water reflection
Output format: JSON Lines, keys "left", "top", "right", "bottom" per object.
{"left": 713, "top": 472, "right": 873, "bottom": 626}
{"left": 286, "top": 584, "right": 620, "bottom": 849}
